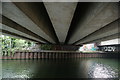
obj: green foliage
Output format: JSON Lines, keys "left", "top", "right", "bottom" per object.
{"left": 0, "top": 35, "right": 35, "bottom": 56}
{"left": 40, "top": 44, "right": 52, "bottom": 50}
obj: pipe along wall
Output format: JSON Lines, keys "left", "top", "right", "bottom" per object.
{"left": 1, "top": 51, "right": 119, "bottom": 60}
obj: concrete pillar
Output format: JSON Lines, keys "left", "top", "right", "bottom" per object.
{"left": 40, "top": 52, "right": 42, "bottom": 59}
{"left": 20, "top": 52, "right": 24, "bottom": 59}
{"left": 38, "top": 52, "right": 41, "bottom": 59}
{"left": 26, "top": 52, "right": 29, "bottom": 59}
{"left": 55, "top": 53, "right": 58, "bottom": 59}
{"left": 34, "top": 52, "right": 38, "bottom": 59}
{"left": 13, "top": 52, "right": 17, "bottom": 59}
{"left": 16, "top": 52, "right": 20, "bottom": 59}
{"left": 46, "top": 52, "right": 49, "bottom": 59}
{"left": 41, "top": 52, "right": 43, "bottom": 59}
{"left": 29, "top": 52, "right": 32, "bottom": 59}
{"left": 51, "top": 52, "right": 53, "bottom": 59}
{"left": 48, "top": 52, "right": 50, "bottom": 59}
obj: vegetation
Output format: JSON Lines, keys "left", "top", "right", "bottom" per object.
{"left": 40, "top": 44, "right": 52, "bottom": 50}
{"left": 0, "top": 35, "right": 53, "bottom": 56}
{"left": 0, "top": 35, "right": 35, "bottom": 56}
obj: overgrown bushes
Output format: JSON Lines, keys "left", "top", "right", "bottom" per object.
{"left": 0, "top": 35, "right": 35, "bottom": 56}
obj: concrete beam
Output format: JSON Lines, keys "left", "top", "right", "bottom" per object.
{"left": 2, "top": 15, "right": 51, "bottom": 44}
{"left": 2, "top": 2, "right": 55, "bottom": 43}
{"left": 1, "top": 2, "right": 119, "bottom": 45}
{"left": 68, "top": 2, "right": 119, "bottom": 44}
{"left": 0, "top": 29, "right": 44, "bottom": 44}
{"left": 0, "top": 24, "right": 45, "bottom": 43}
{"left": 77, "top": 33, "right": 120, "bottom": 45}
{"left": 44, "top": 2, "right": 77, "bottom": 43}
{"left": 65, "top": 2, "right": 92, "bottom": 44}
{"left": 74, "top": 19, "right": 119, "bottom": 45}
{"left": 13, "top": 2, "right": 59, "bottom": 43}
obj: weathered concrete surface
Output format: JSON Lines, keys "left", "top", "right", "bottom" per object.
{"left": 2, "top": 15, "right": 51, "bottom": 43}
{"left": 80, "top": 33, "right": 120, "bottom": 45}
{"left": 1, "top": 2, "right": 119, "bottom": 45}
{"left": 44, "top": 2, "right": 77, "bottom": 43}
{"left": 0, "top": 24, "right": 45, "bottom": 43}
{"left": 2, "top": 51, "right": 119, "bottom": 60}
{"left": 74, "top": 19, "right": 119, "bottom": 45}
{"left": 68, "top": 2, "right": 119, "bottom": 44}
{"left": 13, "top": 2, "right": 59, "bottom": 43}
{"left": 1, "top": 30, "right": 43, "bottom": 43}
{"left": 2, "top": 2, "right": 55, "bottom": 43}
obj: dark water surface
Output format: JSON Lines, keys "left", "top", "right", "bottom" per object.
{"left": 2, "top": 58, "right": 119, "bottom": 79}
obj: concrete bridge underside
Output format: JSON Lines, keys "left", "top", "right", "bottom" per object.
{"left": 0, "top": 2, "right": 119, "bottom": 45}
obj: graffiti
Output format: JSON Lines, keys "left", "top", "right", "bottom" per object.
{"left": 98, "top": 44, "right": 119, "bottom": 52}
{"left": 103, "top": 47, "right": 116, "bottom": 52}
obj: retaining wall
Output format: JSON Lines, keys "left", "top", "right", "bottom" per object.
{"left": 1, "top": 51, "right": 119, "bottom": 60}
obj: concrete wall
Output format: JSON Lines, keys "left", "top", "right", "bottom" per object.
{"left": 1, "top": 51, "right": 119, "bottom": 60}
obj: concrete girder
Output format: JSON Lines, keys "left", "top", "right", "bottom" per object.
{"left": 68, "top": 2, "right": 119, "bottom": 44}
{"left": 1, "top": 29, "right": 44, "bottom": 44}
{"left": 78, "top": 33, "right": 120, "bottom": 45}
{"left": 0, "top": 24, "right": 45, "bottom": 43}
{"left": 0, "top": 2, "right": 119, "bottom": 45}
{"left": 44, "top": 2, "right": 77, "bottom": 43}
{"left": 2, "top": 15, "right": 51, "bottom": 44}
{"left": 2, "top": 2, "right": 55, "bottom": 43}
{"left": 13, "top": 2, "right": 59, "bottom": 43}
{"left": 75, "top": 19, "right": 119, "bottom": 45}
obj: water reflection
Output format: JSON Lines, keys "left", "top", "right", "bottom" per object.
{"left": 2, "top": 58, "right": 119, "bottom": 78}
{"left": 88, "top": 63, "right": 118, "bottom": 78}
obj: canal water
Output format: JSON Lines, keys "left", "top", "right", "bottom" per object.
{"left": 2, "top": 58, "right": 119, "bottom": 79}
